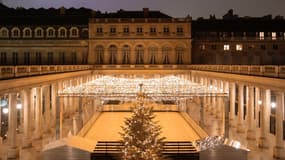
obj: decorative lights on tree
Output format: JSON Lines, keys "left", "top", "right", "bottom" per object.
{"left": 120, "top": 84, "right": 165, "bottom": 160}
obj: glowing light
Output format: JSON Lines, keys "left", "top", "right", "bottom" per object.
{"left": 16, "top": 103, "right": 22, "bottom": 109}
{"left": 3, "top": 108, "right": 8, "bottom": 114}
{"left": 271, "top": 102, "right": 276, "bottom": 109}
{"left": 258, "top": 100, "right": 262, "bottom": 105}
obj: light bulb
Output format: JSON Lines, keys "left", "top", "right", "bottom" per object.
{"left": 3, "top": 108, "right": 8, "bottom": 114}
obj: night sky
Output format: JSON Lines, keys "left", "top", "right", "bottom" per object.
{"left": 2, "top": 0, "right": 285, "bottom": 19}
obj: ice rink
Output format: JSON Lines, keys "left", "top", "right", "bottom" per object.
{"left": 84, "top": 112, "right": 201, "bottom": 142}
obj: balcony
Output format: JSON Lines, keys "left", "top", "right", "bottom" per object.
{"left": 188, "top": 65, "right": 285, "bottom": 79}
{"left": 0, "top": 65, "right": 92, "bottom": 80}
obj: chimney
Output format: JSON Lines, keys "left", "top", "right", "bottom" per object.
{"left": 143, "top": 8, "right": 149, "bottom": 17}
{"left": 59, "top": 7, "right": 65, "bottom": 15}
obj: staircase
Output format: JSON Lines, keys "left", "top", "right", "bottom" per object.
{"left": 91, "top": 141, "right": 199, "bottom": 160}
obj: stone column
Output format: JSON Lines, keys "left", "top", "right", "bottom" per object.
{"left": 273, "top": 91, "right": 285, "bottom": 159}
{"left": 34, "top": 87, "right": 42, "bottom": 139}
{"left": 258, "top": 89, "right": 270, "bottom": 148}
{"left": 247, "top": 86, "right": 256, "bottom": 140}
{"left": 229, "top": 82, "right": 236, "bottom": 127}
{"left": 255, "top": 87, "right": 260, "bottom": 128}
{"left": 7, "top": 92, "right": 19, "bottom": 159}
{"left": 51, "top": 83, "right": 57, "bottom": 128}
{"left": 44, "top": 86, "right": 51, "bottom": 133}
{"left": 22, "top": 88, "right": 32, "bottom": 148}
{"left": 237, "top": 84, "right": 245, "bottom": 133}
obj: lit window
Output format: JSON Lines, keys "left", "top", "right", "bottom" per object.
{"left": 259, "top": 32, "right": 264, "bottom": 40}
{"left": 224, "top": 44, "right": 230, "bottom": 51}
{"left": 200, "top": 44, "right": 206, "bottom": 50}
{"left": 236, "top": 44, "right": 243, "bottom": 51}
{"left": 272, "top": 32, "right": 276, "bottom": 40}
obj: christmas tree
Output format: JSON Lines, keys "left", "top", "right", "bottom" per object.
{"left": 120, "top": 84, "right": 165, "bottom": 160}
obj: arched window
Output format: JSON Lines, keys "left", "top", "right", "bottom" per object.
{"left": 0, "top": 27, "right": 9, "bottom": 38}
{"left": 148, "top": 46, "right": 158, "bottom": 64}
{"left": 122, "top": 45, "right": 130, "bottom": 64}
{"left": 11, "top": 27, "right": 20, "bottom": 38}
{"left": 176, "top": 47, "right": 184, "bottom": 64}
{"left": 162, "top": 46, "right": 171, "bottom": 64}
{"left": 95, "top": 45, "right": 104, "bottom": 64}
{"left": 70, "top": 27, "right": 79, "bottom": 37}
{"left": 109, "top": 45, "right": 117, "bottom": 64}
{"left": 135, "top": 45, "right": 144, "bottom": 64}
{"left": 35, "top": 27, "right": 44, "bottom": 38}
{"left": 58, "top": 27, "right": 67, "bottom": 38}
{"left": 47, "top": 27, "right": 55, "bottom": 38}
{"left": 23, "top": 28, "right": 32, "bottom": 38}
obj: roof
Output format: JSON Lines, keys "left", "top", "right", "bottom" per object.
{"left": 192, "top": 18, "right": 285, "bottom": 32}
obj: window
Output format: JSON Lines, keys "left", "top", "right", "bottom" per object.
{"left": 177, "top": 27, "right": 184, "bottom": 34}
{"left": 110, "top": 27, "right": 116, "bottom": 34}
{"left": 211, "top": 45, "right": 217, "bottom": 50}
{"left": 70, "top": 27, "right": 79, "bottom": 37}
{"left": 23, "top": 28, "right": 32, "bottom": 38}
{"left": 176, "top": 47, "right": 184, "bottom": 64}
{"left": 148, "top": 47, "right": 157, "bottom": 64}
{"left": 122, "top": 45, "right": 130, "bottom": 64}
{"left": 162, "top": 46, "right": 171, "bottom": 64}
{"left": 58, "top": 28, "right": 66, "bottom": 38}
{"left": 96, "top": 27, "right": 103, "bottom": 34}
{"left": 236, "top": 44, "right": 243, "bottom": 51}
{"left": 24, "top": 52, "right": 30, "bottom": 65}
{"left": 71, "top": 52, "right": 76, "bottom": 64}
{"left": 259, "top": 32, "right": 264, "bottom": 40}
{"left": 136, "top": 27, "right": 143, "bottom": 34}
{"left": 47, "top": 28, "right": 55, "bottom": 37}
{"left": 272, "top": 32, "right": 276, "bottom": 40}
{"left": 0, "top": 52, "right": 7, "bottom": 65}
{"left": 135, "top": 45, "right": 144, "bottom": 64}
{"left": 59, "top": 52, "right": 65, "bottom": 64}
{"left": 48, "top": 52, "right": 53, "bottom": 65}
{"left": 150, "top": 27, "right": 156, "bottom": 34}
{"left": 12, "top": 52, "right": 18, "bottom": 65}
{"left": 35, "top": 28, "right": 44, "bottom": 38}
{"left": 123, "top": 27, "right": 129, "bottom": 34}
{"left": 109, "top": 45, "right": 117, "bottom": 64}
{"left": 12, "top": 28, "right": 20, "bottom": 38}
{"left": 224, "top": 44, "right": 230, "bottom": 51}
{"left": 95, "top": 46, "right": 104, "bottom": 64}
{"left": 35, "top": 52, "right": 41, "bottom": 65}
{"left": 163, "top": 27, "right": 170, "bottom": 34}
{"left": 0, "top": 28, "right": 9, "bottom": 38}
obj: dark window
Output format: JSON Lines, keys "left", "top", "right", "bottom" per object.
{"left": 177, "top": 27, "right": 184, "bottom": 33}
{"left": 137, "top": 27, "right": 143, "bottom": 34}
{"left": 270, "top": 115, "right": 276, "bottom": 135}
{"left": 59, "top": 29, "right": 65, "bottom": 37}
{"left": 122, "top": 45, "right": 130, "bottom": 64}
{"left": 2, "top": 30, "right": 8, "bottom": 37}
{"left": 71, "top": 29, "right": 77, "bottom": 36}
{"left": 48, "top": 29, "right": 54, "bottom": 36}
{"left": 35, "top": 52, "right": 41, "bottom": 65}
{"left": 110, "top": 27, "right": 116, "bottom": 34}
{"left": 25, "top": 30, "right": 31, "bottom": 37}
{"left": 12, "top": 52, "right": 18, "bottom": 65}
{"left": 59, "top": 52, "right": 65, "bottom": 64}
{"left": 24, "top": 52, "right": 30, "bottom": 65}
{"left": 48, "top": 52, "right": 53, "bottom": 65}
{"left": 71, "top": 52, "right": 76, "bottom": 64}
{"left": 162, "top": 47, "right": 171, "bottom": 64}
{"left": 109, "top": 45, "right": 117, "bottom": 64}
{"left": 36, "top": 30, "right": 42, "bottom": 36}
{"left": 0, "top": 52, "right": 7, "bottom": 65}
{"left": 97, "top": 27, "right": 103, "bottom": 33}
{"left": 135, "top": 45, "right": 144, "bottom": 64}
{"left": 211, "top": 45, "right": 217, "bottom": 50}
{"left": 273, "top": 44, "right": 278, "bottom": 50}
{"left": 163, "top": 27, "right": 170, "bottom": 34}
{"left": 123, "top": 27, "right": 129, "bottom": 33}
{"left": 150, "top": 27, "right": 156, "bottom": 33}
{"left": 13, "top": 30, "right": 19, "bottom": 37}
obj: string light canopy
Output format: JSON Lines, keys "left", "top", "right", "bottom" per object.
{"left": 59, "top": 75, "right": 228, "bottom": 101}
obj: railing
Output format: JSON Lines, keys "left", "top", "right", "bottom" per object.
{"left": 0, "top": 65, "right": 92, "bottom": 80}
{"left": 189, "top": 65, "right": 285, "bottom": 79}
{"left": 93, "top": 64, "right": 190, "bottom": 70}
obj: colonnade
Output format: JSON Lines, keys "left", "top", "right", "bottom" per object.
{"left": 191, "top": 73, "right": 285, "bottom": 159}
{"left": 0, "top": 74, "right": 95, "bottom": 159}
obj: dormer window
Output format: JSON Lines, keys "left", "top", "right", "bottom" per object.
{"left": 23, "top": 28, "right": 32, "bottom": 38}
{"left": 58, "top": 27, "right": 67, "bottom": 38}
{"left": 47, "top": 27, "right": 55, "bottom": 38}
{"left": 35, "top": 27, "right": 44, "bottom": 38}
{"left": 70, "top": 27, "right": 79, "bottom": 37}
{"left": 11, "top": 27, "right": 20, "bottom": 38}
{"left": 0, "top": 27, "right": 9, "bottom": 38}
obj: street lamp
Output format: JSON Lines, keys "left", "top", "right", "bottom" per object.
{"left": 271, "top": 102, "right": 276, "bottom": 109}
{"left": 2, "top": 108, "right": 8, "bottom": 114}
{"left": 16, "top": 103, "right": 22, "bottom": 110}
{"left": 258, "top": 100, "right": 262, "bottom": 105}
